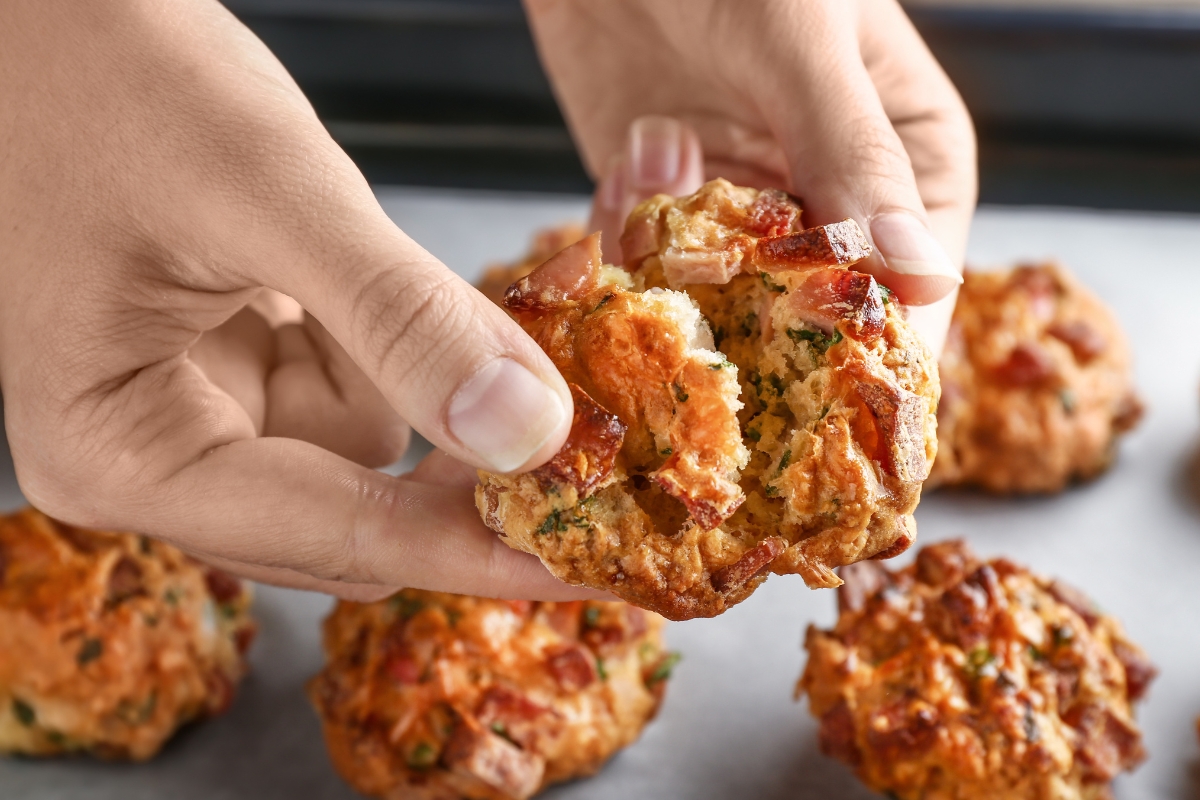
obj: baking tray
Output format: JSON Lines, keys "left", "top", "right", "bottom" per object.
{"left": 3, "top": 189, "right": 1200, "bottom": 799}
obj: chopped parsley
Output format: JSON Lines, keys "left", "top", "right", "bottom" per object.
{"left": 596, "top": 658, "right": 608, "bottom": 681}
{"left": 786, "top": 327, "right": 842, "bottom": 353}
{"left": 709, "top": 356, "right": 734, "bottom": 371}
{"left": 740, "top": 312, "right": 759, "bottom": 337}
{"left": 537, "top": 510, "right": 571, "bottom": 535}
{"left": 764, "top": 485, "right": 779, "bottom": 498}
{"left": 647, "top": 652, "right": 682, "bottom": 685}
{"left": 778, "top": 449, "right": 792, "bottom": 473}
{"left": 390, "top": 594, "right": 425, "bottom": 620}
{"left": 673, "top": 383, "right": 689, "bottom": 403}
{"left": 878, "top": 284, "right": 894, "bottom": 306}
{"left": 583, "top": 606, "right": 601, "bottom": 628}
{"left": 77, "top": 638, "right": 103, "bottom": 666}
{"left": 12, "top": 699, "right": 35, "bottom": 727}
{"left": 589, "top": 292, "right": 615, "bottom": 314}
{"left": 1052, "top": 624, "right": 1075, "bottom": 649}
{"left": 746, "top": 426, "right": 761, "bottom": 442}
{"left": 407, "top": 742, "right": 438, "bottom": 770}
{"left": 964, "top": 646, "right": 998, "bottom": 680}
{"left": 759, "top": 272, "right": 786, "bottom": 292}
{"left": 713, "top": 325, "right": 726, "bottom": 349}
{"left": 660, "top": 447, "right": 673, "bottom": 456}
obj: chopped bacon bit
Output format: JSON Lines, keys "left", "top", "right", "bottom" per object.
{"left": 107, "top": 556, "right": 144, "bottom": 604}
{"left": 234, "top": 624, "right": 257, "bottom": 656}
{"left": 531, "top": 384, "right": 626, "bottom": 497}
{"left": 937, "top": 565, "right": 1001, "bottom": 648}
{"left": 866, "top": 699, "right": 940, "bottom": 760}
{"left": 751, "top": 219, "right": 872, "bottom": 271}
{"left": 1112, "top": 640, "right": 1157, "bottom": 702}
{"left": 818, "top": 700, "right": 862, "bottom": 766}
{"left": 1063, "top": 703, "right": 1146, "bottom": 782}
{"left": 1113, "top": 391, "right": 1145, "bottom": 432}
{"left": 505, "top": 233, "right": 603, "bottom": 314}
{"left": 541, "top": 601, "right": 582, "bottom": 639}
{"left": 854, "top": 372, "right": 929, "bottom": 482}
{"left": 786, "top": 268, "right": 885, "bottom": 341}
{"left": 710, "top": 537, "right": 786, "bottom": 593}
{"left": 1048, "top": 320, "right": 1107, "bottom": 363}
{"left": 836, "top": 561, "right": 892, "bottom": 614}
{"left": 1047, "top": 579, "right": 1100, "bottom": 627}
{"left": 204, "top": 569, "right": 243, "bottom": 604}
{"left": 443, "top": 716, "right": 546, "bottom": 800}
{"left": 651, "top": 459, "right": 745, "bottom": 531}
{"left": 915, "top": 540, "right": 975, "bottom": 588}
{"left": 744, "top": 189, "right": 802, "bottom": 237}
{"left": 385, "top": 650, "right": 422, "bottom": 685}
{"left": 992, "top": 343, "right": 1056, "bottom": 387}
{"left": 505, "top": 600, "right": 533, "bottom": 618}
{"left": 544, "top": 644, "right": 598, "bottom": 691}
{"left": 475, "top": 685, "right": 555, "bottom": 750}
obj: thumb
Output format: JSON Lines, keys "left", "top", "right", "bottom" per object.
{"left": 271, "top": 213, "right": 573, "bottom": 475}
{"left": 588, "top": 115, "right": 705, "bottom": 265}
{"left": 745, "top": 5, "right": 961, "bottom": 308}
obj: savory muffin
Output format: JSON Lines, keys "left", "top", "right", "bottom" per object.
{"left": 799, "top": 540, "right": 1155, "bottom": 800}
{"left": 308, "top": 591, "right": 674, "bottom": 800}
{"left": 0, "top": 507, "right": 255, "bottom": 761}
{"left": 476, "top": 224, "right": 586, "bottom": 308}
{"left": 930, "top": 263, "right": 1142, "bottom": 493}
{"left": 477, "top": 179, "right": 939, "bottom": 619}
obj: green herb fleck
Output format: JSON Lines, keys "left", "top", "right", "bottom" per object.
{"left": 713, "top": 326, "right": 726, "bottom": 349}
{"left": 596, "top": 658, "right": 608, "bottom": 681}
{"left": 1059, "top": 388, "right": 1077, "bottom": 414}
{"left": 819, "top": 405, "right": 831, "bottom": 419}
{"left": 673, "top": 383, "right": 689, "bottom": 403}
{"left": 648, "top": 652, "right": 682, "bottom": 685}
{"left": 1028, "top": 645, "right": 1045, "bottom": 662}
{"left": 590, "top": 292, "right": 616, "bottom": 314}
{"left": 786, "top": 327, "right": 842, "bottom": 354}
{"left": 584, "top": 606, "right": 601, "bottom": 628}
{"left": 878, "top": 284, "right": 894, "bottom": 306}
{"left": 740, "top": 312, "right": 759, "bottom": 337}
{"left": 163, "top": 588, "right": 180, "bottom": 607}
{"left": 389, "top": 594, "right": 425, "bottom": 620}
{"left": 964, "top": 646, "right": 998, "bottom": 680}
{"left": 12, "top": 699, "right": 35, "bottom": 727}
{"left": 764, "top": 485, "right": 779, "bottom": 498}
{"left": 444, "top": 608, "right": 462, "bottom": 628}
{"left": 407, "top": 742, "right": 438, "bottom": 770}
{"left": 77, "top": 638, "right": 103, "bottom": 666}
{"left": 660, "top": 447, "right": 673, "bottom": 456}
{"left": 778, "top": 449, "right": 792, "bottom": 472}
{"left": 746, "top": 426, "right": 761, "bottom": 442}
{"left": 117, "top": 692, "right": 157, "bottom": 725}
{"left": 709, "top": 356, "right": 734, "bottom": 371}
{"left": 537, "top": 510, "right": 570, "bottom": 535}
{"left": 759, "top": 272, "right": 786, "bottom": 292}
{"left": 46, "top": 731, "right": 68, "bottom": 747}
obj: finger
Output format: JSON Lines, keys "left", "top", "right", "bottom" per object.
{"left": 408, "top": 448, "right": 480, "bottom": 489}
{"left": 248, "top": 288, "right": 304, "bottom": 328}
{"left": 187, "top": 307, "right": 273, "bottom": 434}
{"left": 181, "top": 549, "right": 396, "bottom": 603}
{"left": 266, "top": 313, "right": 411, "bottom": 468}
{"left": 588, "top": 116, "right": 705, "bottom": 264}
{"left": 743, "top": 2, "right": 961, "bottom": 309}
{"left": 858, "top": 0, "right": 977, "bottom": 267}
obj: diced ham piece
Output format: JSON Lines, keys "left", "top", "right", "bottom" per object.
{"left": 1063, "top": 703, "right": 1146, "bottom": 782}
{"left": 1111, "top": 640, "right": 1157, "bottom": 703}
{"left": 1047, "top": 320, "right": 1107, "bottom": 363}
{"left": 544, "top": 643, "right": 598, "bottom": 691}
{"left": 661, "top": 247, "right": 746, "bottom": 287}
{"left": 785, "top": 269, "right": 886, "bottom": 341}
{"left": 992, "top": 343, "right": 1056, "bottom": 387}
{"left": 204, "top": 569, "right": 243, "bottom": 604}
{"left": 443, "top": 716, "right": 546, "bottom": 800}
{"left": 743, "top": 189, "right": 802, "bottom": 237}
{"left": 474, "top": 685, "right": 556, "bottom": 750}
{"left": 836, "top": 561, "right": 892, "bottom": 614}
{"left": 818, "top": 700, "right": 862, "bottom": 766}
{"left": 865, "top": 699, "right": 940, "bottom": 760}
{"left": 505, "top": 233, "right": 603, "bottom": 314}
{"left": 531, "top": 385, "right": 626, "bottom": 497}
{"left": 752, "top": 219, "right": 872, "bottom": 272}
{"left": 107, "top": 556, "right": 144, "bottom": 604}
{"left": 710, "top": 537, "right": 786, "bottom": 592}
{"left": 853, "top": 371, "right": 929, "bottom": 482}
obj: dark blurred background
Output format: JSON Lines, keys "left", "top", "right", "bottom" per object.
{"left": 223, "top": 0, "right": 1200, "bottom": 211}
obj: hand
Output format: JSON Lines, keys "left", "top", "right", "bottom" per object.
{"left": 525, "top": 0, "right": 977, "bottom": 354}
{"left": 0, "top": 0, "right": 592, "bottom": 601}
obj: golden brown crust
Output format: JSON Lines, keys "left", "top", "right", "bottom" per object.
{"left": 930, "top": 263, "right": 1143, "bottom": 493}
{"left": 799, "top": 540, "right": 1155, "bottom": 800}
{"left": 0, "top": 507, "right": 255, "bottom": 761}
{"left": 308, "top": 591, "right": 673, "bottom": 800}
{"left": 476, "top": 180, "right": 939, "bottom": 620}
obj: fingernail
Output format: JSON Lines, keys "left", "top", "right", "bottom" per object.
{"left": 448, "top": 358, "right": 568, "bottom": 473}
{"left": 871, "top": 213, "right": 963, "bottom": 282}
{"left": 628, "top": 116, "right": 683, "bottom": 189}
